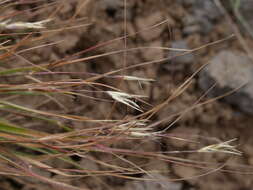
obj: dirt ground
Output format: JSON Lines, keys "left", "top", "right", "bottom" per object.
{"left": 1, "top": 0, "right": 253, "bottom": 190}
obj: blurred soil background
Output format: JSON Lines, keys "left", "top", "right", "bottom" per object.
{"left": 1, "top": 0, "right": 253, "bottom": 190}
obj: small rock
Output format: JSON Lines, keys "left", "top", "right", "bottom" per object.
{"left": 196, "top": 16, "right": 214, "bottom": 34}
{"left": 239, "top": 0, "right": 253, "bottom": 15}
{"left": 182, "top": 0, "right": 221, "bottom": 35}
{"left": 180, "top": 0, "right": 197, "bottom": 6}
{"left": 168, "top": 40, "right": 194, "bottom": 65}
{"left": 183, "top": 25, "right": 201, "bottom": 35}
{"left": 183, "top": 13, "right": 214, "bottom": 35}
{"left": 194, "top": 0, "right": 221, "bottom": 20}
{"left": 183, "top": 14, "right": 199, "bottom": 26}
{"left": 136, "top": 12, "right": 165, "bottom": 41}
{"left": 124, "top": 174, "right": 182, "bottom": 190}
{"left": 198, "top": 50, "right": 253, "bottom": 114}
{"left": 239, "top": 0, "right": 253, "bottom": 25}
{"left": 102, "top": 0, "right": 123, "bottom": 8}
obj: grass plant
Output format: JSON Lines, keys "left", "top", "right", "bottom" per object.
{"left": 0, "top": 1, "right": 248, "bottom": 189}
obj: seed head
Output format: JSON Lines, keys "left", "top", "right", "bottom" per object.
{"left": 107, "top": 91, "right": 146, "bottom": 112}
{"left": 0, "top": 19, "right": 52, "bottom": 30}
{"left": 198, "top": 138, "right": 242, "bottom": 155}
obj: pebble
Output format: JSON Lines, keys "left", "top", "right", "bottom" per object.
{"left": 180, "top": 0, "right": 197, "bottom": 6}
{"left": 136, "top": 12, "right": 165, "bottom": 41}
{"left": 239, "top": 0, "right": 253, "bottom": 25}
{"left": 182, "top": 0, "right": 222, "bottom": 35}
{"left": 198, "top": 50, "right": 253, "bottom": 114}
{"left": 183, "top": 25, "right": 201, "bottom": 35}
{"left": 123, "top": 174, "right": 182, "bottom": 190}
{"left": 168, "top": 40, "right": 194, "bottom": 65}
{"left": 239, "top": 0, "right": 253, "bottom": 15}
{"left": 194, "top": 0, "right": 221, "bottom": 20}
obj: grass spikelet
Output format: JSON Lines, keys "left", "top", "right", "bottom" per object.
{"left": 106, "top": 91, "right": 147, "bottom": 112}
{"left": 198, "top": 138, "right": 242, "bottom": 155}
{"left": 116, "top": 120, "right": 156, "bottom": 137}
{"left": 122, "top": 75, "right": 155, "bottom": 84}
{"left": 0, "top": 18, "right": 52, "bottom": 30}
